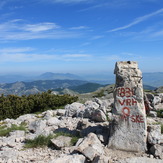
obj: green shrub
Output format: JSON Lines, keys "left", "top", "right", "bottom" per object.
{"left": 0, "top": 91, "right": 78, "bottom": 120}
{"left": 161, "top": 124, "right": 163, "bottom": 134}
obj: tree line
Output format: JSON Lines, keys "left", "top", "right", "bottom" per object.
{"left": 0, "top": 90, "right": 78, "bottom": 120}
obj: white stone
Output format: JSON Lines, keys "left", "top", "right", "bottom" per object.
{"left": 108, "top": 61, "right": 147, "bottom": 152}
{"left": 150, "top": 144, "right": 163, "bottom": 159}
{"left": 76, "top": 133, "right": 104, "bottom": 161}
{"left": 153, "top": 96, "right": 162, "bottom": 106}
{"left": 56, "top": 109, "right": 66, "bottom": 116}
{"left": 147, "top": 125, "right": 162, "bottom": 145}
{"left": 92, "top": 109, "right": 107, "bottom": 122}
{"left": 28, "top": 119, "right": 46, "bottom": 134}
{"left": 65, "top": 102, "right": 85, "bottom": 117}
{"left": 46, "top": 117, "right": 60, "bottom": 126}
{"left": 50, "top": 136, "right": 72, "bottom": 150}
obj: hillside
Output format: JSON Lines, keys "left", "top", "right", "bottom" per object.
{"left": 0, "top": 80, "right": 87, "bottom": 96}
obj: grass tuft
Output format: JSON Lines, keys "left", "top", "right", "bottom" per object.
{"left": 24, "top": 134, "right": 55, "bottom": 148}
{"left": 24, "top": 132, "right": 80, "bottom": 148}
{"left": 0, "top": 123, "right": 27, "bottom": 137}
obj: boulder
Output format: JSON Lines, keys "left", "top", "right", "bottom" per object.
{"left": 16, "top": 114, "right": 36, "bottom": 124}
{"left": 56, "top": 109, "right": 66, "bottom": 116}
{"left": 43, "top": 110, "right": 56, "bottom": 120}
{"left": 108, "top": 61, "right": 147, "bottom": 152}
{"left": 92, "top": 109, "right": 107, "bottom": 122}
{"left": 153, "top": 96, "right": 162, "bottom": 106}
{"left": 147, "top": 125, "right": 162, "bottom": 145}
{"left": 65, "top": 102, "right": 85, "bottom": 117}
{"left": 50, "top": 136, "right": 72, "bottom": 150}
{"left": 46, "top": 117, "right": 60, "bottom": 126}
{"left": 150, "top": 144, "right": 163, "bottom": 159}
{"left": 28, "top": 119, "right": 46, "bottom": 134}
{"left": 85, "top": 100, "right": 100, "bottom": 110}
{"left": 76, "top": 133, "right": 104, "bottom": 161}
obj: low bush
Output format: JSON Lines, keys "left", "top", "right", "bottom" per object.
{"left": 0, "top": 91, "right": 78, "bottom": 120}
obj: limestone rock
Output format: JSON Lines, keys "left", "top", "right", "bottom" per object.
{"left": 28, "top": 119, "right": 46, "bottom": 135}
{"left": 85, "top": 100, "right": 100, "bottom": 110}
{"left": 56, "top": 109, "right": 66, "bottom": 116}
{"left": 92, "top": 109, "right": 107, "bottom": 122}
{"left": 153, "top": 96, "right": 162, "bottom": 106}
{"left": 147, "top": 125, "right": 162, "bottom": 145}
{"left": 46, "top": 117, "right": 60, "bottom": 126}
{"left": 50, "top": 136, "right": 72, "bottom": 150}
{"left": 76, "top": 133, "right": 104, "bottom": 161}
{"left": 150, "top": 144, "right": 163, "bottom": 159}
{"left": 65, "top": 102, "right": 85, "bottom": 117}
{"left": 108, "top": 61, "right": 147, "bottom": 152}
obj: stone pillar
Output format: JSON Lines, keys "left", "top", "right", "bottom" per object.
{"left": 108, "top": 61, "right": 147, "bottom": 152}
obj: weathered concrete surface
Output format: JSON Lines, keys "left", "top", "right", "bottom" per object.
{"left": 108, "top": 61, "right": 147, "bottom": 152}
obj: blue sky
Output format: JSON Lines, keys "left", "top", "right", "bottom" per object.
{"left": 0, "top": 0, "right": 163, "bottom": 76}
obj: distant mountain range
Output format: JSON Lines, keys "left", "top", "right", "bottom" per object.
{"left": 0, "top": 80, "right": 88, "bottom": 96}
{"left": 0, "top": 72, "right": 163, "bottom": 87}
{"left": 0, "top": 79, "right": 157, "bottom": 96}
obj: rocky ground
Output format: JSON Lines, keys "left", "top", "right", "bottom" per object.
{"left": 0, "top": 91, "right": 163, "bottom": 163}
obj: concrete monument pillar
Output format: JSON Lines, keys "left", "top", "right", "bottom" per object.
{"left": 108, "top": 61, "right": 147, "bottom": 152}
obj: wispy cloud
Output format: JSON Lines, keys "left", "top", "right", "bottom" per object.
{"left": 0, "top": 47, "right": 34, "bottom": 53}
{"left": 0, "top": 19, "right": 82, "bottom": 41}
{"left": 0, "top": 47, "right": 92, "bottom": 62}
{"left": 22, "top": 23, "right": 60, "bottom": 32}
{"left": 69, "top": 26, "right": 88, "bottom": 30}
{"left": 109, "top": 8, "right": 163, "bottom": 32}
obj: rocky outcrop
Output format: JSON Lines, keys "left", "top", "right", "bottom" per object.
{"left": 108, "top": 61, "right": 147, "bottom": 152}
{"left": 65, "top": 98, "right": 112, "bottom": 122}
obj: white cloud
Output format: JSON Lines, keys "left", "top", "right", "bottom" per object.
{"left": 109, "top": 8, "right": 163, "bottom": 32}
{"left": 70, "top": 26, "right": 88, "bottom": 30}
{"left": 0, "top": 47, "right": 92, "bottom": 63}
{"left": 0, "top": 20, "right": 82, "bottom": 41}
{"left": 22, "top": 23, "right": 60, "bottom": 32}
{"left": 0, "top": 47, "right": 34, "bottom": 53}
